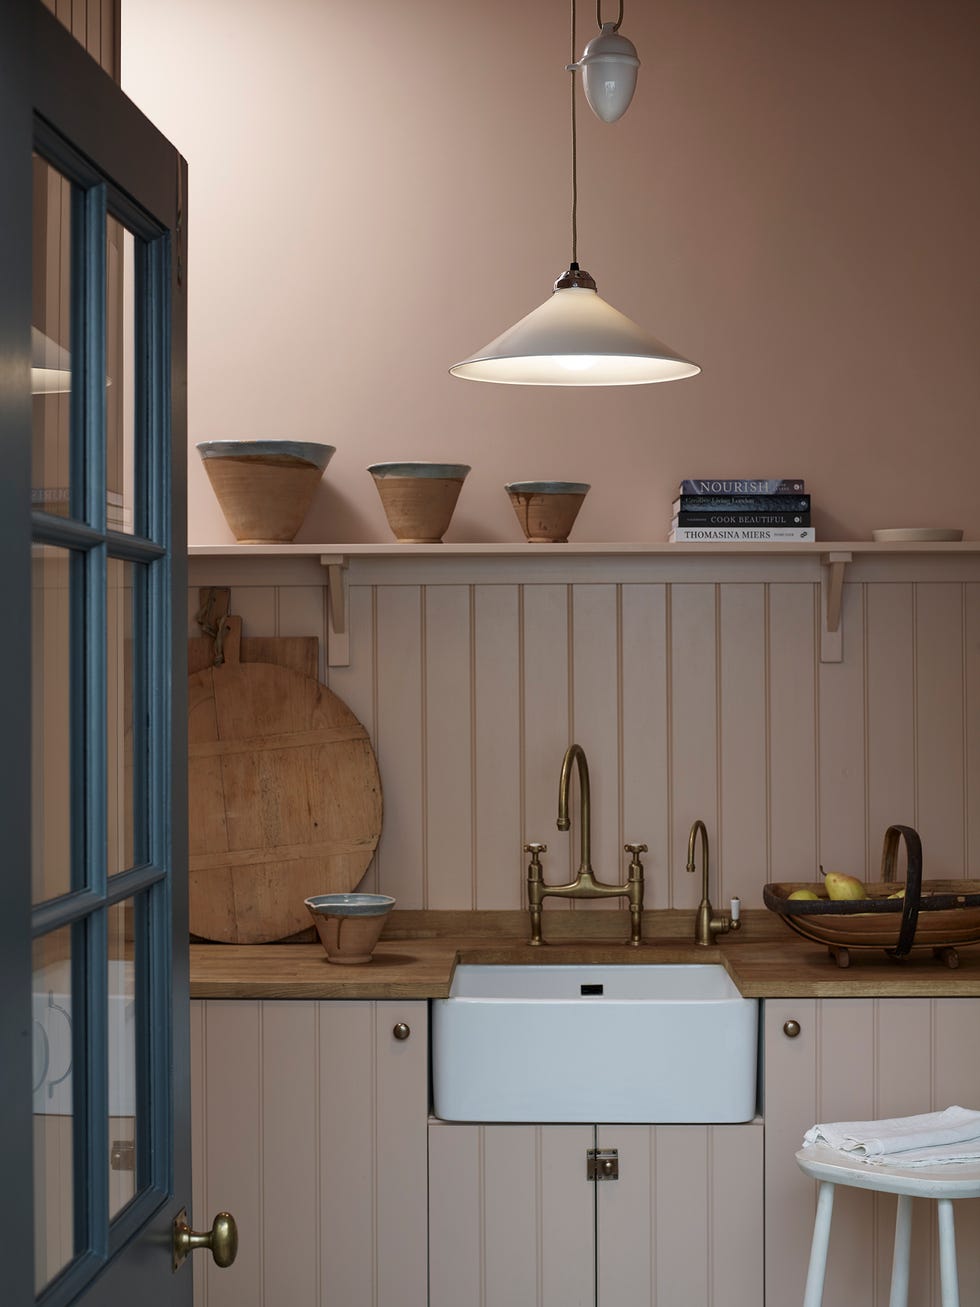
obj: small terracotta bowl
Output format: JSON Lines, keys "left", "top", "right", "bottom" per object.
{"left": 505, "top": 481, "right": 590, "bottom": 542}
{"left": 368, "top": 462, "right": 470, "bottom": 542}
{"left": 304, "top": 893, "right": 395, "bottom": 964}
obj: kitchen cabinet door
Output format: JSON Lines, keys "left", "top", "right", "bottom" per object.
{"left": 428, "top": 1122, "right": 595, "bottom": 1307}
{"left": 190, "top": 998, "right": 428, "bottom": 1307}
{"left": 429, "top": 1120, "right": 762, "bottom": 1307}
{"left": 764, "top": 997, "right": 980, "bottom": 1307}
{"left": 595, "top": 1123, "right": 763, "bottom": 1307}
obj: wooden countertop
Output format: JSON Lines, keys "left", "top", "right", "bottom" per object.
{"left": 190, "top": 911, "right": 980, "bottom": 999}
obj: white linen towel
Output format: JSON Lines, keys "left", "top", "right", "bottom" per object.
{"left": 803, "top": 1105, "right": 980, "bottom": 1166}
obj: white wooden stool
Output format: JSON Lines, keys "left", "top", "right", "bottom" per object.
{"left": 796, "top": 1144, "right": 980, "bottom": 1307}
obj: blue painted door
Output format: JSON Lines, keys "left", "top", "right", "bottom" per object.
{"left": 0, "top": 4, "right": 192, "bottom": 1304}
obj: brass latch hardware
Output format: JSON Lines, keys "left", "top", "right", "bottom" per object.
{"left": 110, "top": 1140, "right": 135, "bottom": 1171}
{"left": 587, "top": 1148, "right": 619, "bottom": 1181}
{"left": 172, "top": 1208, "right": 239, "bottom": 1272}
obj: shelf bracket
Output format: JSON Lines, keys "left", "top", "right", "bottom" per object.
{"left": 320, "top": 554, "right": 350, "bottom": 666}
{"left": 820, "top": 551, "right": 851, "bottom": 663}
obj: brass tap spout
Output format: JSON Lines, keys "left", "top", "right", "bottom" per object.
{"left": 524, "top": 744, "right": 647, "bottom": 947}
{"left": 686, "top": 819, "right": 741, "bottom": 946}
{"left": 557, "top": 743, "right": 592, "bottom": 875}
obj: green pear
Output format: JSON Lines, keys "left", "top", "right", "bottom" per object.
{"left": 787, "top": 889, "right": 819, "bottom": 900}
{"left": 823, "top": 869, "right": 867, "bottom": 901}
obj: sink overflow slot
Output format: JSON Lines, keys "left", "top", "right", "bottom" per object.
{"left": 580, "top": 983, "right": 604, "bottom": 996}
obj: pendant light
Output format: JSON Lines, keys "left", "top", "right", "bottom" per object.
{"left": 571, "top": 1, "right": 640, "bottom": 124}
{"left": 31, "top": 326, "right": 72, "bottom": 394}
{"left": 449, "top": 0, "right": 699, "bottom": 388}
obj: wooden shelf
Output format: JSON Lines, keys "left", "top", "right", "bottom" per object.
{"left": 188, "top": 540, "right": 980, "bottom": 668}
{"left": 189, "top": 540, "right": 978, "bottom": 559}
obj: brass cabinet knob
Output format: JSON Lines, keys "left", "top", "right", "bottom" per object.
{"left": 172, "top": 1208, "right": 238, "bottom": 1270}
{"left": 783, "top": 1019, "right": 801, "bottom": 1038}
{"left": 393, "top": 1022, "right": 411, "bottom": 1041}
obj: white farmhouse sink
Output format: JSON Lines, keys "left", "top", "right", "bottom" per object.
{"left": 431, "top": 964, "right": 758, "bottom": 1124}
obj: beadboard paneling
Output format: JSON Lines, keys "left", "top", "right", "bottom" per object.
{"left": 190, "top": 998, "right": 428, "bottom": 1307}
{"left": 375, "top": 586, "right": 425, "bottom": 906}
{"left": 42, "top": 0, "right": 119, "bottom": 78}
{"left": 473, "top": 586, "right": 522, "bottom": 908}
{"left": 187, "top": 555, "right": 980, "bottom": 910}
{"left": 866, "top": 583, "right": 917, "bottom": 873}
{"left": 621, "top": 585, "right": 669, "bottom": 902}
{"left": 818, "top": 581, "right": 866, "bottom": 875}
{"left": 572, "top": 584, "right": 621, "bottom": 903}
{"left": 768, "top": 582, "right": 819, "bottom": 880}
{"left": 522, "top": 584, "right": 573, "bottom": 894}
{"left": 595, "top": 1122, "right": 764, "bottom": 1307}
{"left": 719, "top": 583, "right": 768, "bottom": 904}
{"left": 427, "top": 1122, "right": 596, "bottom": 1307}
{"left": 670, "top": 584, "right": 719, "bottom": 909}
{"left": 424, "top": 586, "right": 473, "bottom": 909}
{"left": 916, "top": 584, "right": 966, "bottom": 874}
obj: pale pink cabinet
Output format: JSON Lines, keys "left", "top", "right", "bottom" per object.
{"left": 428, "top": 1120, "right": 764, "bottom": 1307}
{"left": 764, "top": 998, "right": 980, "bottom": 1307}
{"left": 189, "top": 999, "right": 428, "bottom": 1307}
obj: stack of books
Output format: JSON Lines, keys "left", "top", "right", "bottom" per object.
{"left": 668, "top": 478, "right": 814, "bottom": 542}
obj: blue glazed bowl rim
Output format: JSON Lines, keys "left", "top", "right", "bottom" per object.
{"left": 197, "top": 440, "right": 335, "bottom": 469}
{"left": 505, "top": 481, "right": 590, "bottom": 495}
{"left": 367, "top": 462, "right": 471, "bottom": 479}
{"left": 304, "top": 893, "right": 396, "bottom": 917}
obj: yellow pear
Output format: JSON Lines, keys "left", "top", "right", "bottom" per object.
{"left": 823, "top": 869, "right": 867, "bottom": 901}
{"left": 887, "top": 888, "right": 905, "bottom": 899}
{"left": 787, "top": 889, "right": 819, "bottom": 900}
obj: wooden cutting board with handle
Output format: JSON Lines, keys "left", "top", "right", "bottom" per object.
{"left": 188, "top": 615, "right": 382, "bottom": 943}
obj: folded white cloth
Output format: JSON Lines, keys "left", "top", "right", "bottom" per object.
{"left": 803, "top": 1106, "right": 980, "bottom": 1166}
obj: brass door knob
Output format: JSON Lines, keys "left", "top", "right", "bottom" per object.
{"left": 783, "top": 1019, "right": 801, "bottom": 1038}
{"left": 172, "top": 1208, "right": 238, "bottom": 1270}
{"left": 393, "top": 1022, "right": 411, "bottom": 1041}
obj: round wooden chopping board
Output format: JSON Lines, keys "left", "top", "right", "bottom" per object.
{"left": 188, "top": 618, "right": 382, "bottom": 943}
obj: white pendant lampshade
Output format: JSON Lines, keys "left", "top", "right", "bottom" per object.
{"left": 450, "top": 265, "right": 699, "bottom": 386}
{"left": 573, "top": 22, "right": 640, "bottom": 124}
{"left": 31, "top": 326, "right": 72, "bottom": 394}
{"left": 450, "top": 0, "right": 698, "bottom": 388}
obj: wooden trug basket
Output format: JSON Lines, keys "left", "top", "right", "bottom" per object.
{"left": 763, "top": 825, "right": 980, "bottom": 968}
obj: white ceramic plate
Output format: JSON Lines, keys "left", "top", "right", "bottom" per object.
{"left": 871, "top": 527, "right": 963, "bottom": 543}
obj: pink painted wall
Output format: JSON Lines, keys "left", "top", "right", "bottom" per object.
{"left": 123, "top": 0, "right": 980, "bottom": 546}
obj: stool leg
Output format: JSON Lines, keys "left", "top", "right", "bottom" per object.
{"left": 803, "top": 1181, "right": 835, "bottom": 1307}
{"left": 937, "top": 1198, "right": 960, "bottom": 1307}
{"left": 888, "top": 1194, "right": 912, "bottom": 1307}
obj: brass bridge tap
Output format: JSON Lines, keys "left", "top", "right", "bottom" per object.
{"left": 525, "top": 743, "right": 647, "bottom": 946}
{"left": 686, "top": 819, "right": 741, "bottom": 946}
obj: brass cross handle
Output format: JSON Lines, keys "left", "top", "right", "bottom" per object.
{"left": 173, "top": 1208, "right": 239, "bottom": 1270}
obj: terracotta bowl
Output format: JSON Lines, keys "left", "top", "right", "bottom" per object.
{"left": 505, "top": 481, "right": 590, "bottom": 543}
{"left": 305, "top": 893, "right": 395, "bottom": 964}
{"left": 368, "top": 462, "right": 470, "bottom": 543}
{"left": 198, "top": 440, "right": 334, "bottom": 543}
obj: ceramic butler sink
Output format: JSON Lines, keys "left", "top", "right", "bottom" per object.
{"left": 431, "top": 964, "right": 758, "bottom": 1123}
